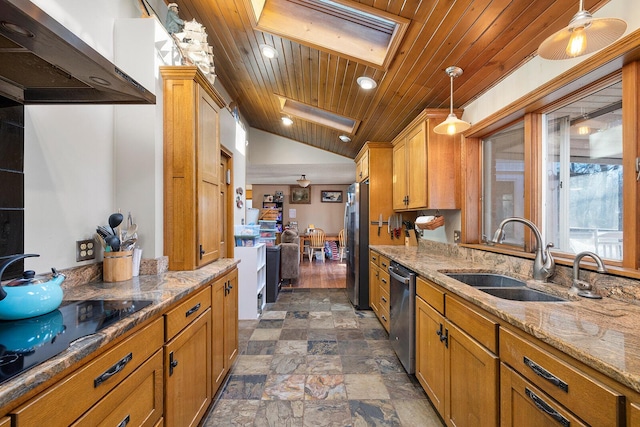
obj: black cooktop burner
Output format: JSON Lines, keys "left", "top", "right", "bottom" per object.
{"left": 0, "top": 299, "right": 153, "bottom": 385}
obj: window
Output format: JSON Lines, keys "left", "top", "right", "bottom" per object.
{"left": 482, "top": 122, "right": 525, "bottom": 246}
{"left": 542, "top": 81, "right": 623, "bottom": 261}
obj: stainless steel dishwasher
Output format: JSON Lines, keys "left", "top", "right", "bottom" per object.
{"left": 388, "top": 261, "right": 416, "bottom": 374}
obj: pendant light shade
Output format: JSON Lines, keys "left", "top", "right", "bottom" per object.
{"left": 538, "top": 0, "right": 626, "bottom": 60}
{"left": 434, "top": 66, "right": 471, "bottom": 135}
{"left": 296, "top": 174, "right": 311, "bottom": 187}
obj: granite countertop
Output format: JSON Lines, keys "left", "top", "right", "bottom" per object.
{"left": 0, "top": 258, "right": 239, "bottom": 413}
{"left": 371, "top": 245, "right": 640, "bottom": 394}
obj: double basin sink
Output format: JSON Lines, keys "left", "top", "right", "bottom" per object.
{"left": 443, "top": 272, "right": 567, "bottom": 302}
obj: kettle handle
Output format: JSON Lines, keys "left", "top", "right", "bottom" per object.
{"left": 0, "top": 254, "right": 40, "bottom": 300}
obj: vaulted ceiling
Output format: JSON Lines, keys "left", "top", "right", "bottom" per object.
{"left": 175, "top": 0, "right": 610, "bottom": 160}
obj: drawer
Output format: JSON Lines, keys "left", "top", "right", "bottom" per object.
{"left": 416, "top": 276, "right": 444, "bottom": 314}
{"left": 445, "top": 296, "right": 498, "bottom": 353}
{"left": 500, "top": 328, "right": 624, "bottom": 427}
{"left": 369, "top": 250, "right": 379, "bottom": 266}
{"left": 165, "top": 286, "right": 212, "bottom": 340}
{"left": 379, "top": 285, "right": 390, "bottom": 314}
{"left": 379, "top": 269, "right": 390, "bottom": 294}
{"left": 501, "top": 363, "right": 588, "bottom": 427}
{"left": 72, "top": 350, "right": 164, "bottom": 427}
{"left": 379, "top": 255, "right": 390, "bottom": 272}
{"left": 13, "top": 317, "right": 164, "bottom": 427}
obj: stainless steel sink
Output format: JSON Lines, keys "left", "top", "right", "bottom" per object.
{"left": 444, "top": 273, "right": 526, "bottom": 288}
{"left": 443, "top": 272, "right": 566, "bottom": 302}
{"left": 480, "top": 287, "right": 567, "bottom": 302}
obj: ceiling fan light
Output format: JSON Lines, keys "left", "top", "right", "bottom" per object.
{"left": 538, "top": 2, "right": 626, "bottom": 60}
{"left": 357, "top": 76, "right": 377, "bottom": 90}
{"left": 296, "top": 174, "right": 311, "bottom": 187}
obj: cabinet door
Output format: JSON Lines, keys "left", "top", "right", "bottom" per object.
{"left": 415, "top": 296, "right": 446, "bottom": 415}
{"left": 224, "top": 269, "right": 239, "bottom": 369}
{"left": 445, "top": 320, "right": 499, "bottom": 427}
{"left": 406, "top": 121, "right": 427, "bottom": 210}
{"left": 369, "top": 262, "right": 379, "bottom": 314}
{"left": 212, "top": 278, "right": 226, "bottom": 394}
{"left": 392, "top": 141, "right": 407, "bottom": 210}
{"left": 164, "top": 309, "right": 212, "bottom": 427}
{"left": 501, "top": 363, "right": 587, "bottom": 427}
{"left": 356, "top": 149, "right": 369, "bottom": 182}
{"left": 425, "top": 122, "right": 458, "bottom": 209}
{"left": 197, "top": 86, "right": 220, "bottom": 266}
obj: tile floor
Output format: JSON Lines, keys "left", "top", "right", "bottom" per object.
{"left": 203, "top": 288, "right": 444, "bottom": 426}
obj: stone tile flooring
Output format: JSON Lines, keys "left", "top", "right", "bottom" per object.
{"left": 203, "top": 288, "right": 444, "bottom": 426}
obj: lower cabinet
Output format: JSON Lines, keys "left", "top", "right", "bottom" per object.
{"left": 164, "top": 287, "right": 212, "bottom": 427}
{"left": 415, "top": 277, "right": 499, "bottom": 427}
{"left": 369, "top": 250, "right": 390, "bottom": 332}
{"left": 212, "top": 268, "right": 239, "bottom": 395}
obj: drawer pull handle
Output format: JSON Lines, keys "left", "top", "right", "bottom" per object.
{"left": 185, "top": 302, "right": 201, "bottom": 317}
{"left": 94, "top": 352, "right": 132, "bottom": 387}
{"left": 117, "top": 415, "right": 131, "bottom": 427}
{"left": 169, "top": 351, "right": 179, "bottom": 376}
{"left": 381, "top": 296, "right": 387, "bottom": 303}
{"left": 525, "top": 388, "right": 570, "bottom": 427}
{"left": 524, "top": 357, "right": 569, "bottom": 392}
{"left": 381, "top": 278, "right": 387, "bottom": 285}
{"left": 381, "top": 262, "right": 388, "bottom": 268}
{"left": 381, "top": 315, "right": 387, "bottom": 322}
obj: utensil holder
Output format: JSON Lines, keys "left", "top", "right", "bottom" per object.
{"left": 103, "top": 250, "right": 133, "bottom": 282}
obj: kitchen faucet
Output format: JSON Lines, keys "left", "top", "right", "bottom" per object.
{"left": 570, "top": 251, "right": 606, "bottom": 299}
{"left": 491, "top": 217, "right": 555, "bottom": 282}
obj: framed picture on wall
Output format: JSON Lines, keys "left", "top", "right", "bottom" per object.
{"left": 321, "top": 190, "right": 343, "bottom": 203}
{"left": 290, "top": 186, "right": 311, "bottom": 204}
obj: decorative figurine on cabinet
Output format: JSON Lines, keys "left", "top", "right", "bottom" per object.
{"left": 165, "top": 3, "right": 184, "bottom": 34}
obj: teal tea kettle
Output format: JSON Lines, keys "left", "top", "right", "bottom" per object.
{"left": 0, "top": 254, "right": 65, "bottom": 320}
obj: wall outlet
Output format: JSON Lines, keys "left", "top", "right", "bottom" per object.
{"left": 76, "top": 239, "right": 96, "bottom": 261}
{"left": 453, "top": 230, "right": 461, "bottom": 243}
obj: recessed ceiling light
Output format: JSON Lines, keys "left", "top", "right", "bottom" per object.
{"left": 282, "top": 116, "right": 293, "bottom": 126}
{"left": 357, "top": 76, "right": 377, "bottom": 90}
{"left": 339, "top": 135, "right": 351, "bottom": 142}
{"left": 260, "top": 44, "right": 279, "bottom": 59}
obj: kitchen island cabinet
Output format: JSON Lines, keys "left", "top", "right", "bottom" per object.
{"left": 161, "top": 66, "right": 226, "bottom": 271}
{"left": 212, "top": 268, "right": 238, "bottom": 395}
{"left": 391, "top": 109, "right": 458, "bottom": 211}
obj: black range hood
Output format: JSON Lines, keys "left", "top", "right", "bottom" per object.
{"left": 0, "top": 0, "right": 155, "bottom": 105}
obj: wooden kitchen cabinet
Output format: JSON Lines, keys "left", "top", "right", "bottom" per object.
{"left": 355, "top": 148, "right": 369, "bottom": 182}
{"left": 211, "top": 267, "right": 238, "bottom": 396}
{"left": 415, "top": 277, "right": 498, "bottom": 427}
{"left": 355, "top": 142, "right": 396, "bottom": 246}
{"left": 161, "top": 66, "right": 226, "bottom": 271}
{"left": 164, "top": 293, "right": 212, "bottom": 427}
{"left": 500, "top": 327, "right": 624, "bottom": 426}
{"left": 369, "top": 250, "right": 380, "bottom": 315}
{"left": 369, "top": 250, "right": 390, "bottom": 331}
{"left": 392, "top": 109, "right": 458, "bottom": 211}
{"left": 13, "top": 318, "right": 164, "bottom": 427}
{"left": 0, "top": 418, "right": 8, "bottom": 427}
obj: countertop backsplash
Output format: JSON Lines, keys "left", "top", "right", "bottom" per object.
{"left": 416, "top": 239, "right": 640, "bottom": 305}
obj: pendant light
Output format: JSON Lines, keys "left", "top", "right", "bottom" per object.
{"left": 538, "top": 0, "right": 626, "bottom": 60}
{"left": 433, "top": 66, "right": 471, "bottom": 135}
{"left": 296, "top": 174, "right": 311, "bottom": 188}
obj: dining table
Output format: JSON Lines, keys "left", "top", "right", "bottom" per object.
{"left": 299, "top": 233, "right": 340, "bottom": 260}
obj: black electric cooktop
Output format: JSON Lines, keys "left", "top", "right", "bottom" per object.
{"left": 0, "top": 299, "right": 153, "bottom": 385}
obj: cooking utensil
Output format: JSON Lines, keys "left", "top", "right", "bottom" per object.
{"left": 94, "top": 233, "right": 106, "bottom": 250}
{"left": 124, "top": 223, "right": 138, "bottom": 241}
{"left": 106, "top": 235, "right": 121, "bottom": 252}
{"left": 108, "top": 213, "right": 124, "bottom": 236}
{"left": 97, "top": 225, "right": 112, "bottom": 238}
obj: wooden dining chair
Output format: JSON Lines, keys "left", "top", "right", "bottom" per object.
{"left": 338, "top": 229, "right": 346, "bottom": 262}
{"left": 308, "top": 228, "right": 326, "bottom": 262}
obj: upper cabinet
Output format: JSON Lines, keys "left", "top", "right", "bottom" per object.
{"left": 355, "top": 148, "right": 369, "bottom": 182}
{"left": 392, "top": 109, "right": 459, "bottom": 211}
{"left": 161, "top": 66, "right": 226, "bottom": 270}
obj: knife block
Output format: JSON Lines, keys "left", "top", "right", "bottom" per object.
{"left": 405, "top": 230, "right": 418, "bottom": 246}
{"left": 103, "top": 250, "right": 133, "bottom": 282}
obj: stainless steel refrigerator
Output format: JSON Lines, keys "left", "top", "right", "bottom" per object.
{"left": 345, "top": 182, "right": 369, "bottom": 309}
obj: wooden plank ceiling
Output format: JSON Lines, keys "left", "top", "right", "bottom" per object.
{"left": 175, "top": 0, "right": 610, "bottom": 159}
